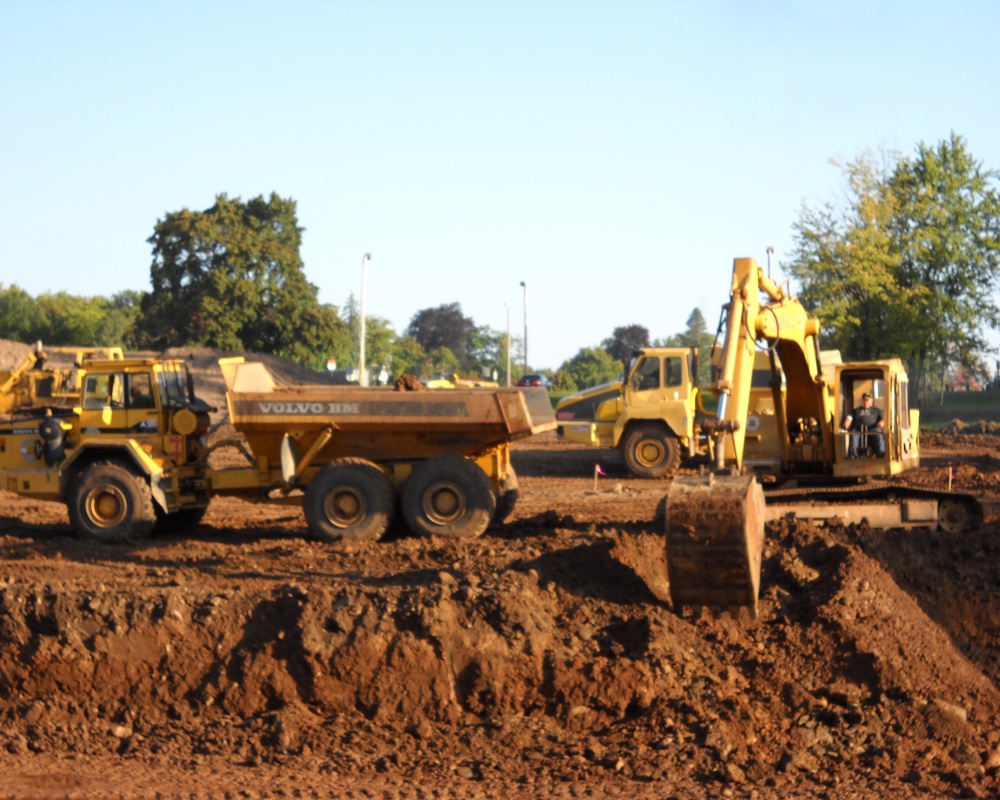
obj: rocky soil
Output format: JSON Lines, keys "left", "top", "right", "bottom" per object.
{"left": 1, "top": 342, "right": 999, "bottom": 798}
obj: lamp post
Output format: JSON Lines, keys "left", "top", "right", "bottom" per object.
{"left": 360, "top": 253, "right": 372, "bottom": 387}
{"left": 519, "top": 280, "right": 527, "bottom": 376}
{"left": 505, "top": 303, "right": 511, "bottom": 387}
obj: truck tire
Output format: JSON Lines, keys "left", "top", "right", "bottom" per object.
{"left": 622, "top": 423, "right": 681, "bottom": 479}
{"left": 304, "top": 458, "right": 395, "bottom": 542}
{"left": 68, "top": 462, "right": 156, "bottom": 542}
{"left": 402, "top": 455, "right": 496, "bottom": 539}
{"left": 493, "top": 467, "right": 519, "bottom": 525}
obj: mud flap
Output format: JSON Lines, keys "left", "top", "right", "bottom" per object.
{"left": 281, "top": 434, "right": 298, "bottom": 485}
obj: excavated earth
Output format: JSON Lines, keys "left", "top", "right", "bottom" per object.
{"left": 1, "top": 341, "right": 1000, "bottom": 798}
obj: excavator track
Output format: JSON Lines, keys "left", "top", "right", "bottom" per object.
{"left": 763, "top": 482, "right": 983, "bottom": 533}
{"left": 663, "top": 475, "right": 982, "bottom": 615}
{"left": 665, "top": 474, "right": 766, "bottom": 614}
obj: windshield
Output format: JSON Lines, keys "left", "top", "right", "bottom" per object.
{"left": 157, "top": 362, "right": 190, "bottom": 409}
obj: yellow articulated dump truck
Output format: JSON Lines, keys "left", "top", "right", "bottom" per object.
{"left": 0, "top": 355, "right": 555, "bottom": 543}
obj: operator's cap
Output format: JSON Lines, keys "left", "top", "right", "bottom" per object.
{"left": 862, "top": 392, "right": 872, "bottom": 400}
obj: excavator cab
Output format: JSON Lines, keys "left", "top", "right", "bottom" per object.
{"left": 832, "top": 361, "right": 918, "bottom": 477}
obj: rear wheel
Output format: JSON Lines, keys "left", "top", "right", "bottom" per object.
{"left": 303, "top": 458, "right": 395, "bottom": 542}
{"left": 402, "top": 456, "right": 496, "bottom": 539}
{"left": 622, "top": 423, "right": 681, "bottom": 479}
{"left": 68, "top": 462, "right": 156, "bottom": 542}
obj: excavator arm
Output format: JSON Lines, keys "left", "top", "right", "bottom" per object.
{"left": 665, "top": 257, "right": 827, "bottom": 614}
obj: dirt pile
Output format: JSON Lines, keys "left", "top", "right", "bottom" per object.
{"left": 0, "top": 343, "right": 998, "bottom": 798}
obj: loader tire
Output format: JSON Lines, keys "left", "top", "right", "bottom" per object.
{"left": 622, "top": 423, "right": 681, "bottom": 479}
{"left": 493, "top": 467, "right": 519, "bottom": 525}
{"left": 304, "top": 458, "right": 395, "bottom": 542}
{"left": 68, "top": 462, "right": 156, "bottom": 542}
{"left": 402, "top": 456, "right": 496, "bottom": 539}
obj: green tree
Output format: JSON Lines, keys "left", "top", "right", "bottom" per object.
{"left": 601, "top": 324, "right": 650, "bottom": 368}
{"left": 135, "top": 193, "right": 346, "bottom": 366}
{"left": 97, "top": 290, "right": 144, "bottom": 349}
{"left": 467, "top": 324, "right": 505, "bottom": 382}
{"left": 0, "top": 284, "right": 44, "bottom": 343}
{"left": 788, "top": 152, "right": 911, "bottom": 362}
{"left": 425, "top": 346, "right": 460, "bottom": 377}
{"left": 558, "top": 346, "right": 621, "bottom": 390}
{"left": 390, "top": 335, "right": 426, "bottom": 379}
{"left": 888, "top": 133, "right": 1000, "bottom": 399}
{"left": 551, "top": 369, "right": 578, "bottom": 392}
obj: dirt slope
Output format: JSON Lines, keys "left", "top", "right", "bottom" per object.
{"left": 1, "top": 343, "right": 999, "bottom": 798}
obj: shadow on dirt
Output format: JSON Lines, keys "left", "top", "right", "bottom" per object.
{"left": 512, "top": 447, "right": 625, "bottom": 478}
{"left": 509, "top": 539, "right": 665, "bottom": 607}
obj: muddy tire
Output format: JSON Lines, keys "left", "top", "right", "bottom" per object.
{"left": 402, "top": 456, "right": 496, "bottom": 539}
{"left": 303, "top": 458, "right": 395, "bottom": 542}
{"left": 67, "top": 462, "right": 156, "bottom": 542}
{"left": 622, "top": 423, "right": 681, "bottom": 479}
{"left": 493, "top": 467, "right": 519, "bottom": 525}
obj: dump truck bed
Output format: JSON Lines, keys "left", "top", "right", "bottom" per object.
{"left": 221, "top": 359, "right": 556, "bottom": 464}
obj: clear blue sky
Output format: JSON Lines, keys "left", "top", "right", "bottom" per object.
{"left": 4, "top": 1, "right": 1000, "bottom": 370}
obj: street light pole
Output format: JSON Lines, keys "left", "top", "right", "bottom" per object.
{"left": 519, "top": 280, "right": 527, "bottom": 375}
{"left": 360, "top": 253, "right": 372, "bottom": 387}
{"left": 505, "top": 303, "right": 511, "bottom": 387}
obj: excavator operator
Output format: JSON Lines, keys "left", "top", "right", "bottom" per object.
{"left": 843, "top": 392, "right": 885, "bottom": 458}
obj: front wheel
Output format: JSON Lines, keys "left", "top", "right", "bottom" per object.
{"left": 67, "top": 462, "right": 156, "bottom": 542}
{"left": 303, "top": 458, "right": 395, "bottom": 542}
{"left": 401, "top": 456, "right": 496, "bottom": 539}
{"left": 622, "top": 423, "right": 681, "bottom": 479}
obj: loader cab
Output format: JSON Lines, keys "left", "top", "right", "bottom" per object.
{"left": 81, "top": 367, "right": 161, "bottom": 434}
{"left": 833, "top": 361, "right": 917, "bottom": 477}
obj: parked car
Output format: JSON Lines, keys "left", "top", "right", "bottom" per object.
{"left": 517, "top": 373, "right": 552, "bottom": 389}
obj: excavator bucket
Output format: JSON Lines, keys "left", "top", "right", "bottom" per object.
{"left": 665, "top": 474, "right": 766, "bottom": 614}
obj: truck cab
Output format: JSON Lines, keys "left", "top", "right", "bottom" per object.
{"left": 557, "top": 347, "right": 698, "bottom": 478}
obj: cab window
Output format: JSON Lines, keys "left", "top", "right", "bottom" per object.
{"left": 82, "top": 373, "right": 124, "bottom": 410}
{"left": 665, "top": 356, "right": 683, "bottom": 387}
{"left": 633, "top": 357, "right": 660, "bottom": 391}
{"left": 127, "top": 373, "right": 156, "bottom": 409}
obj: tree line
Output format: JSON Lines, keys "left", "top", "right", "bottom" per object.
{"left": 0, "top": 191, "right": 712, "bottom": 390}
{"left": 3, "top": 133, "right": 998, "bottom": 400}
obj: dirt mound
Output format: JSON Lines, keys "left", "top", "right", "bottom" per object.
{"left": 1, "top": 344, "right": 999, "bottom": 797}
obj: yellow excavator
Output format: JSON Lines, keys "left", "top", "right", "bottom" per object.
{"left": 664, "top": 257, "right": 981, "bottom": 613}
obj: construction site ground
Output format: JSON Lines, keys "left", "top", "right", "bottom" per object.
{"left": 1, "top": 342, "right": 999, "bottom": 799}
